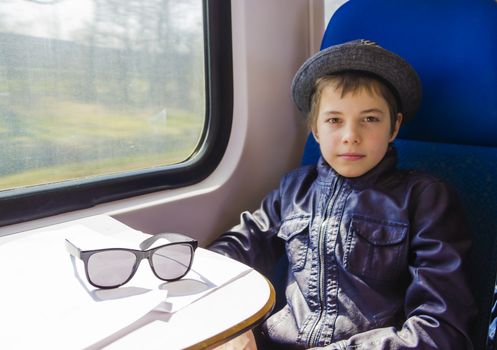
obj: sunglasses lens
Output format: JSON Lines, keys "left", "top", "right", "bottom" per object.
{"left": 87, "top": 250, "right": 136, "bottom": 288}
{"left": 152, "top": 244, "right": 193, "bottom": 280}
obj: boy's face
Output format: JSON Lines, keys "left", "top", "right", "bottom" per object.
{"left": 312, "top": 84, "right": 402, "bottom": 178}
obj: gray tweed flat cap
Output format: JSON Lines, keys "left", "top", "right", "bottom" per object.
{"left": 291, "top": 39, "right": 422, "bottom": 121}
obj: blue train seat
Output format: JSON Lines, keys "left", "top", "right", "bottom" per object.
{"left": 299, "top": 0, "right": 497, "bottom": 348}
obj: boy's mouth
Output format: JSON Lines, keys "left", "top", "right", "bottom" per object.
{"left": 338, "top": 153, "right": 365, "bottom": 161}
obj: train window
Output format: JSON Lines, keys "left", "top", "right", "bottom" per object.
{"left": 0, "top": 0, "right": 232, "bottom": 227}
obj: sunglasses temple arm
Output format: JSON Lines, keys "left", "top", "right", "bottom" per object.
{"left": 65, "top": 239, "right": 82, "bottom": 259}
{"left": 139, "top": 233, "right": 196, "bottom": 250}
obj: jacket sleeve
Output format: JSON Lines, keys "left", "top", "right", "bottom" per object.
{"left": 208, "top": 188, "right": 285, "bottom": 277}
{"left": 314, "top": 180, "right": 477, "bottom": 350}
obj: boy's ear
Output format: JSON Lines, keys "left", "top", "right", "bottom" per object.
{"left": 389, "top": 113, "right": 403, "bottom": 142}
{"left": 312, "top": 128, "right": 320, "bottom": 144}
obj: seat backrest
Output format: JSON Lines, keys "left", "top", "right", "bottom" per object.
{"left": 301, "top": 1, "right": 497, "bottom": 348}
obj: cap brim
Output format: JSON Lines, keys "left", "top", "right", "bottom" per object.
{"left": 291, "top": 40, "right": 422, "bottom": 121}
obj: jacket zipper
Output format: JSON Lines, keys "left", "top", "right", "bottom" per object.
{"left": 308, "top": 178, "right": 343, "bottom": 346}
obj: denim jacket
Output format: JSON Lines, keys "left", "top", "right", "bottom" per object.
{"left": 209, "top": 147, "right": 476, "bottom": 349}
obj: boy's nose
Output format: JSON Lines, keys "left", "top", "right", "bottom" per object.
{"left": 342, "top": 125, "right": 360, "bottom": 144}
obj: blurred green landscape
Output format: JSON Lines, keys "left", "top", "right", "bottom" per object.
{"left": 0, "top": 98, "right": 203, "bottom": 190}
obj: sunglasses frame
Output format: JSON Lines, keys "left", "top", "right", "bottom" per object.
{"left": 66, "top": 233, "right": 198, "bottom": 289}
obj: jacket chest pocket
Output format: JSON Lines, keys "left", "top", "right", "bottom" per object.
{"left": 345, "top": 216, "right": 408, "bottom": 282}
{"left": 277, "top": 216, "right": 310, "bottom": 272}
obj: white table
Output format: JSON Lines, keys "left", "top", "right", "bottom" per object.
{"left": 0, "top": 216, "right": 275, "bottom": 349}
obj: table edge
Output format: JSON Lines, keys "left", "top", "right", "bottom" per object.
{"left": 185, "top": 274, "right": 276, "bottom": 350}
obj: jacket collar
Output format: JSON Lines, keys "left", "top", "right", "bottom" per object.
{"left": 316, "top": 144, "right": 398, "bottom": 188}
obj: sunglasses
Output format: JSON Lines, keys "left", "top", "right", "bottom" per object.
{"left": 65, "top": 233, "right": 198, "bottom": 289}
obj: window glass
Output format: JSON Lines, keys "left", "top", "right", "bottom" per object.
{"left": 0, "top": 0, "right": 205, "bottom": 192}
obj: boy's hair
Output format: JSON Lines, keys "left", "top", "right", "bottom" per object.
{"left": 308, "top": 71, "right": 400, "bottom": 134}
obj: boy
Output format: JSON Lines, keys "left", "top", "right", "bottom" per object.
{"left": 209, "top": 40, "right": 476, "bottom": 349}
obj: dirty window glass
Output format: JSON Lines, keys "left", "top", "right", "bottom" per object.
{"left": 0, "top": 0, "right": 205, "bottom": 192}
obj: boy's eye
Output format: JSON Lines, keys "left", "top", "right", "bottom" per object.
{"left": 326, "top": 117, "right": 341, "bottom": 124}
{"left": 364, "top": 116, "right": 380, "bottom": 122}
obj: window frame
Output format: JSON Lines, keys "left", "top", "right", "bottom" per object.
{"left": 0, "top": 0, "right": 233, "bottom": 227}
